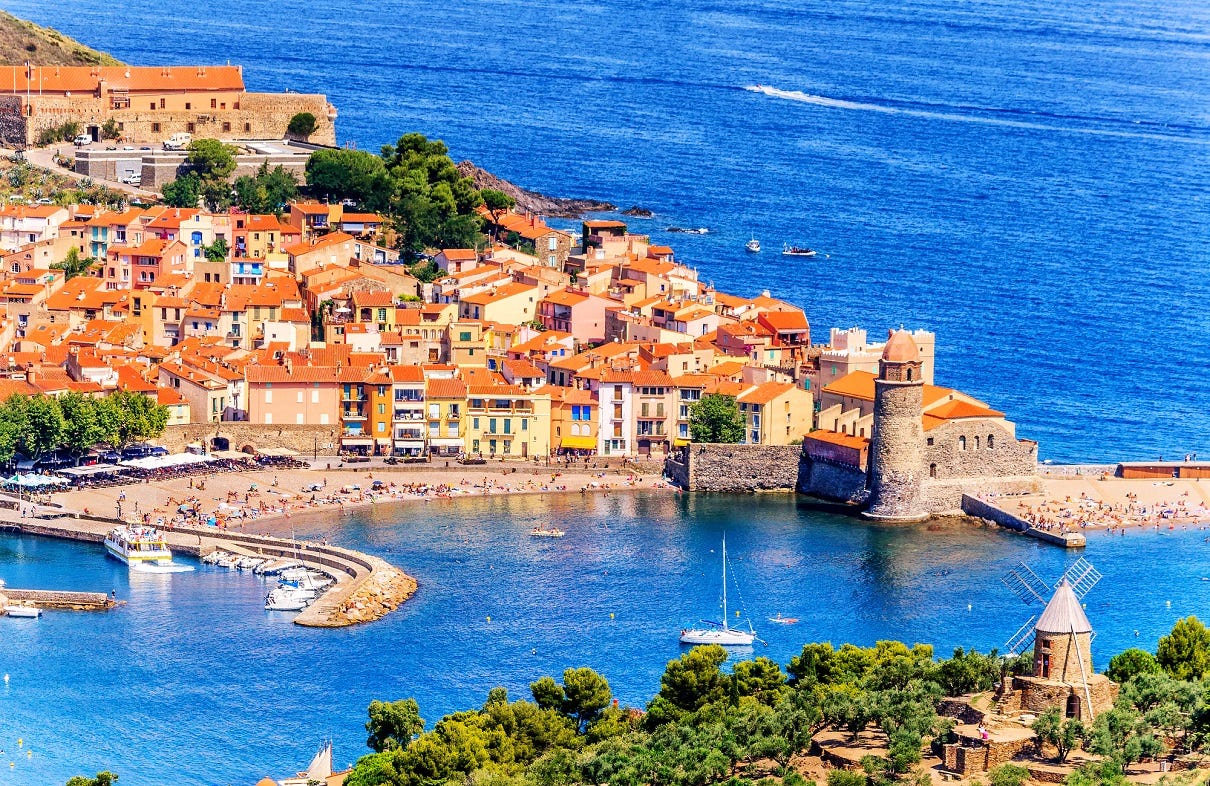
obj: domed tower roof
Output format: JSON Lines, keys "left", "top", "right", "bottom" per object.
{"left": 1035, "top": 579, "right": 1092, "bottom": 634}
{"left": 882, "top": 329, "right": 920, "bottom": 363}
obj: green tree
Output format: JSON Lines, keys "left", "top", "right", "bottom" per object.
{"left": 233, "top": 162, "right": 299, "bottom": 214}
{"left": 51, "top": 247, "right": 98, "bottom": 280}
{"left": 101, "top": 118, "right": 121, "bottom": 141}
{"left": 652, "top": 645, "right": 729, "bottom": 717}
{"left": 936, "top": 647, "right": 1001, "bottom": 696}
{"left": 203, "top": 237, "right": 230, "bottom": 264}
{"left": 482, "top": 188, "right": 516, "bottom": 239}
{"left": 530, "top": 668, "right": 613, "bottom": 732}
{"left": 161, "top": 173, "right": 201, "bottom": 208}
{"left": 688, "top": 393, "right": 745, "bottom": 443}
{"left": 1065, "top": 759, "right": 1129, "bottom": 786}
{"left": 287, "top": 111, "right": 318, "bottom": 138}
{"left": 733, "top": 656, "right": 788, "bottom": 705}
{"left": 59, "top": 392, "right": 111, "bottom": 456}
{"left": 0, "top": 394, "right": 66, "bottom": 460}
{"left": 65, "top": 773, "right": 117, "bottom": 786}
{"left": 1156, "top": 617, "right": 1210, "bottom": 680}
{"left": 366, "top": 698, "right": 425, "bottom": 752}
{"left": 305, "top": 148, "right": 393, "bottom": 211}
{"left": 1032, "top": 707, "right": 1085, "bottom": 763}
{"left": 827, "top": 769, "right": 868, "bottom": 786}
{"left": 186, "top": 138, "right": 237, "bottom": 181}
{"left": 1106, "top": 648, "right": 1162, "bottom": 684}
{"left": 108, "top": 391, "right": 169, "bottom": 445}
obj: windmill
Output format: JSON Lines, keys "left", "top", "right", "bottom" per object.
{"left": 1001, "top": 557, "right": 1103, "bottom": 718}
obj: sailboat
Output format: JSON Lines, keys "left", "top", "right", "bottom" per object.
{"left": 680, "top": 535, "right": 756, "bottom": 646}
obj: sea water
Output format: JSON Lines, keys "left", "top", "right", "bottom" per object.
{"left": 1, "top": 491, "right": 1208, "bottom": 785}
{"left": 5, "top": 0, "right": 1209, "bottom": 461}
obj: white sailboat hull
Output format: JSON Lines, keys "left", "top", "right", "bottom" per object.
{"left": 680, "top": 626, "right": 755, "bottom": 646}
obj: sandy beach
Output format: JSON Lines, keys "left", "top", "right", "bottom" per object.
{"left": 53, "top": 460, "right": 675, "bottom": 536}
{"left": 982, "top": 475, "right": 1210, "bottom": 536}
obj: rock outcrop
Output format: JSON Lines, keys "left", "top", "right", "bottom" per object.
{"left": 456, "top": 161, "right": 615, "bottom": 218}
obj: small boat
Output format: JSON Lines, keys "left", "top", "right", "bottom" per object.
{"left": 530, "top": 527, "right": 565, "bottom": 538}
{"left": 265, "top": 588, "right": 309, "bottom": 612}
{"left": 666, "top": 226, "right": 709, "bottom": 235}
{"left": 104, "top": 525, "right": 191, "bottom": 571}
{"left": 5, "top": 606, "right": 42, "bottom": 618}
{"left": 201, "top": 550, "right": 227, "bottom": 565}
{"left": 215, "top": 555, "right": 238, "bottom": 569}
{"left": 782, "top": 244, "right": 816, "bottom": 257}
{"left": 745, "top": 238, "right": 761, "bottom": 253}
{"left": 680, "top": 535, "right": 757, "bottom": 646}
{"left": 768, "top": 614, "right": 799, "bottom": 625}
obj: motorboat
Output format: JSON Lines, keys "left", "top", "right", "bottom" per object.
{"left": 768, "top": 614, "right": 799, "bottom": 625}
{"left": 530, "top": 527, "right": 565, "bottom": 538}
{"left": 201, "top": 550, "right": 227, "bottom": 565}
{"left": 104, "top": 525, "right": 187, "bottom": 569}
{"left": 236, "top": 556, "right": 266, "bottom": 571}
{"left": 745, "top": 238, "right": 761, "bottom": 253}
{"left": 781, "top": 244, "right": 816, "bottom": 257}
{"left": 666, "top": 226, "right": 709, "bottom": 234}
{"left": 265, "top": 588, "right": 309, "bottom": 611}
{"left": 5, "top": 606, "right": 41, "bottom": 618}
{"left": 680, "top": 535, "right": 757, "bottom": 646}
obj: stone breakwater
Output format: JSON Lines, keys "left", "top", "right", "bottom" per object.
{"left": 6, "top": 512, "right": 417, "bottom": 627}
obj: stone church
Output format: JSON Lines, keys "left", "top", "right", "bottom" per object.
{"left": 801, "top": 329, "right": 1038, "bottom": 518}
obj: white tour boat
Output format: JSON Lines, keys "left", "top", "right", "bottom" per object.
{"left": 680, "top": 535, "right": 757, "bottom": 646}
{"left": 5, "top": 605, "right": 42, "bottom": 618}
{"left": 104, "top": 525, "right": 190, "bottom": 570}
{"left": 745, "top": 237, "right": 761, "bottom": 253}
{"left": 530, "top": 526, "right": 565, "bottom": 538}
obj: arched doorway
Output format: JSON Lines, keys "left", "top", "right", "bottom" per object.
{"left": 1066, "top": 694, "right": 1081, "bottom": 719}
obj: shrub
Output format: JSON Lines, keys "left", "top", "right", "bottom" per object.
{"left": 827, "top": 770, "right": 868, "bottom": 786}
{"left": 287, "top": 111, "right": 318, "bottom": 137}
{"left": 989, "top": 764, "right": 1030, "bottom": 786}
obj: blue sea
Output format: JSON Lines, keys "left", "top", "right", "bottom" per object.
{"left": 1, "top": 0, "right": 1209, "bottom": 782}
{"left": 2, "top": 492, "right": 1209, "bottom": 785}
{"left": 4, "top": 0, "right": 1209, "bottom": 462}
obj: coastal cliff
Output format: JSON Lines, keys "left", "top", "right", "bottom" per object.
{"left": 0, "top": 11, "right": 123, "bottom": 66}
{"left": 456, "top": 160, "right": 616, "bottom": 218}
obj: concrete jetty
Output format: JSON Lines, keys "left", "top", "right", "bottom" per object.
{"left": 2, "top": 588, "right": 117, "bottom": 611}
{"left": 962, "top": 494, "right": 1086, "bottom": 548}
{"left": 3, "top": 510, "right": 415, "bottom": 627}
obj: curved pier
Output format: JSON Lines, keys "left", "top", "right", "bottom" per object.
{"left": 2, "top": 506, "right": 416, "bottom": 627}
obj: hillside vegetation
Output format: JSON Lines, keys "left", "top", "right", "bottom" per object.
{"left": 0, "top": 11, "right": 122, "bottom": 66}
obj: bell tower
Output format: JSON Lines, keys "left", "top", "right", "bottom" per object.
{"left": 866, "top": 329, "right": 927, "bottom": 520}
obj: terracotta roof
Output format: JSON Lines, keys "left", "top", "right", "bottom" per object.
{"left": 882, "top": 329, "right": 920, "bottom": 363}
{"left": 737, "top": 381, "right": 796, "bottom": 406}
{"left": 926, "top": 400, "right": 1004, "bottom": 420}
{"left": 439, "top": 249, "right": 477, "bottom": 260}
{"left": 426, "top": 378, "right": 466, "bottom": 398}
{"left": 0, "top": 66, "right": 245, "bottom": 95}
{"left": 246, "top": 365, "right": 339, "bottom": 383}
{"left": 805, "top": 430, "right": 870, "bottom": 449}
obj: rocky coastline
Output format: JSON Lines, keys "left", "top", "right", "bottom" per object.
{"left": 456, "top": 160, "right": 617, "bottom": 218}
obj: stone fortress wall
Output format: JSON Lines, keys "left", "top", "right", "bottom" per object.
{"left": 0, "top": 88, "right": 334, "bottom": 147}
{"left": 664, "top": 444, "right": 802, "bottom": 492}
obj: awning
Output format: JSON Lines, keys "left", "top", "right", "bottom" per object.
{"left": 120, "top": 453, "right": 216, "bottom": 470}
{"left": 428, "top": 438, "right": 463, "bottom": 447}
{"left": 211, "top": 449, "right": 253, "bottom": 461}
{"left": 57, "top": 464, "right": 123, "bottom": 477}
{"left": 560, "top": 435, "right": 597, "bottom": 450}
{"left": 394, "top": 440, "right": 425, "bottom": 448}
{"left": 375, "top": 437, "right": 392, "bottom": 445}
{"left": 340, "top": 438, "right": 372, "bottom": 446}
{"left": 6, "top": 473, "right": 69, "bottom": 487}
{"left": 258, "top": 447, "right": 299, "bottom": 457}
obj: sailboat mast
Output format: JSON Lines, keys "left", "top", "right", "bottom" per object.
{"left": 721, "top": 534, "right": 728, "bottom": 630}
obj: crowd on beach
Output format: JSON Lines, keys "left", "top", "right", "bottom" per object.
{"left": 1009, "top": 489, "right": 1210, "bottom": 535}
{"left": 122, "top": 471, "right": 671, "bottom": 531}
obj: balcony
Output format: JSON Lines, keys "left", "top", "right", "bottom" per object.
{"left": 341, "top": 410, "right": 367, "bottom": 421}
{"left": 341, "top": 393, "right": 366, "bottom": 403}
{"left": 394, "top": 410, "right": 424, "bottom": 421}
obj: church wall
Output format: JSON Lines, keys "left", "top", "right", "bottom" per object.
{"left": 799, "top": 457, "right": 868, "bottom": 503}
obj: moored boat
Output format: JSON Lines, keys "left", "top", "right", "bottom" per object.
{"left": 782, "top": 243, "right": 816, "bottom": 257}
{"left": 680, "top": 535, "right": 757, "bottom": 646}
{"left": 4, "top": 605, "right": 42, "bottom": 618}
{"left": 104, "top": 525, "right": 182, "bottom": 568}
{"left": 530, "top": 527, "right": 565, "bottom": 538}
{"left": 745, "top": 238, "right": 761, "bottom": 253}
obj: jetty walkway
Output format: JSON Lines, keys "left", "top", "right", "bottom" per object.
{"left": 0, "top": 500, "right": 415, "bottom": 627}
{"left": 961, "top": 495, "right": 1086, "bottom": 548}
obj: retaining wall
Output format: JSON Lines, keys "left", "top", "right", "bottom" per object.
{"left": 798, "top": 458, "right": 868, "bottom": 503}
{"left": 159, "top": 423, "right": 340, "bottom": 454}
{"left": 664, "top": 444, "right": 801, "bottom": 492}
{"left": 962, "top": 495, "right": 1086, "bottom": 548}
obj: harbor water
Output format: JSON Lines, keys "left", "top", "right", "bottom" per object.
{"left": 2, "top": 491, "right": 1209, "bottom": 784}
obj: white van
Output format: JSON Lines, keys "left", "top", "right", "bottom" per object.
{"left": 73, "top": 134, "right": 92, "bottom": 147}
{"left": 121, "top": 172, "right": 142, "bottom": 186}
{"left": 162, "top": 132, "right": 192, "bottom": 151}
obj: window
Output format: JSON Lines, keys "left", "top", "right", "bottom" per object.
{"left": 548, "top": 237, "right": 558, "bottom": 250}
{"left": 929, "top": 463, "right": 937, "bottom": 478}
{"left": 151, "top": 122, "right": 161, "bottom": 133}
{"left": 428, "top": 403, "right": 440, "bottom": 418}
{"left": 264, "top": 413, "right": 273, "bottom": 424}
{"left": 296, "top": 391, "right": 303, "bottom": 404}
{"left": 926, "top": 437, "right": 934, "bottom": 446}
{"left": 211, "top": 98, "right": 217, "bottom": 109}
{"left": 987, "top": 434, "right": 994, "bottom": 449}
{"left": 459, "top": 331, "right": 471, "bottom": 341}
{"left": 489, "top": 418, "right": 497, "bottom": 434}
{"left": 160, "top": 98, "right": 166, "bottom": 109}
{"left": 974, "top": 436, "right": 981, "bottom": 450}
{"left": 377, "top": 422, "right": 386, "bottom": 433}
{"left": 958, "top": 436, "right": 967, "bottom": 451}
{"left": 378, "top": 403, "right": 385, "bottom": 415}
{"left": 264, "top": 389, "right": 273, "bottom": 404}
{"left": 244, "top": 123, "right": 251, "bottom": 133}
{"left": 472, "top": 417, "right": 480, "bottom": 429}
{"left": 222, "top": 122, "right": 231, "bottom": 133}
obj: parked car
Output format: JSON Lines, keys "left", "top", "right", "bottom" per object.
{"left": 73, "top": 134, "right": 91, "bottom": 147}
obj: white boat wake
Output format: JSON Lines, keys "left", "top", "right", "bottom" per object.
{"left": 128, "top": 562, "right": 195, "bottom": 574}
{"left": 744, "top": 84, "right": 1210, "bottom": 145}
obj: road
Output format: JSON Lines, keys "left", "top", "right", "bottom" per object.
{"left": 8, "top": 143, "right": 158, "bottom": 199}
